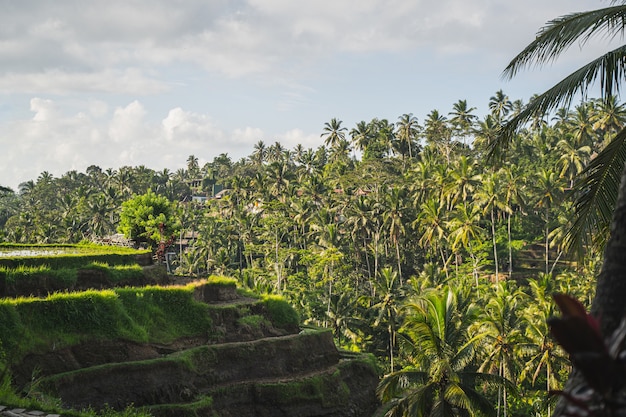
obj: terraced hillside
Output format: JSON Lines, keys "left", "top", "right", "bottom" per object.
{"left": 1, "top": 268, "right": 379, "bottom": 417}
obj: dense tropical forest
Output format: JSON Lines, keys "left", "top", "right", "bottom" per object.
{"left": 1, "top": 89, "right": 618, "bottom": 415}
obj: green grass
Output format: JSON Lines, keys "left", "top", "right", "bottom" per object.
{"left": 0, "top": 243, "right": 150, "bottom": 269}
{"left": 237, "top": 314, "right": 269, "bottom": 329}
{"left": 0, "top": 262, "right": 146, "bottom": 296}
{"left": 0, "top": 285, "right": 214, "bottom": 362}
{"left": 81, "top": 262, "right": 144, "bottom": 283}
{"left": 206, "top": 275, "right": 238, "bottom": 287}
{"left": 261, "top": 294, "right": 300, "bottom": 329}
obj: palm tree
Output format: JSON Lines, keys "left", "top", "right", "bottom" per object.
{"left": 295, "top": 147, "right": 318, "bottom": 176}
{"left": 186, "top": 155, "right": 200, "bottom": 178}
{"left": 321, "top": 118, "right": 347, "bottom": 150}
{"left": 556, "top": 138, "right": 591, "bottom": 188}
{"left": 492, "top": 3, "right": 626, "bottom": 257}
{"left": 371, "top": 267, "right": 401, "bottom": 372}
{"left": 474, "top": 171, "right": 507, "bottom": 281}
{"left": 590, "top": 95, "right": 626, "bottom": 147}
{"left": 447, "top": 202, "right": 483, "bottom": 284}
{"left": 567, "top": 102, "right": 596, "bottom": 148}
{"left": 414, "top": 198, "right": 449, "bottom": 272}
{"left": 327, "top": 291, "right": 362, "bottom": 348}
{"left": 374, "top": 118, "right": 397, "bottom": 158}
{"left": 378, "top": 287, "right": 502, "bottom": 417}
{"left": 314, "top": 220, "right": 344, "bottom": 327}
{"left": 409, "top": 159, "right": 435, "bottom": 208}
{"left": 520, "top": 277, "right": 570, "bottom": 416}
{"left": 328, "top": 138, "right": 352, "bottom": 165}
{"left": 449, "top": 99, "right": 478, "bottom": 145}
{"left": 345, "top": 195, "right": 375, "bottom": 282}
{"left": 500, "top": 165, "right": 527, "bottom": 275}
{"left": 473, "top": 282, "right": 527, "bottom": 417}
{"left": 489, "top": 90, "right": 513, "bottom": 122}
{"left": 350, "top": 120, "right": 372, "bottom": 156}
{"left": 251, "top": 140, "right": 267, "bottom": 166}
{"left": 267, "top": 141, "right": 287, "bottom": 163}
{"left": 534, "top": 168, "right": 565, "bottom": 274}
{"left": 266, "top": 161, "right": 293, "bottom": 201}
{"left": 383, "top": 186, "right": 409, "bottom": 284}
{"left": 424, "top": 110, "right": 452, "bottom": 162}
{"left": 396, "top": 113, "right": 420, "bottom": 160}
{"left": 447, "top": 155, "right": 481, "bottom": 207}
{"left": 473, "top": 114, "right": 501, "bottom": 156}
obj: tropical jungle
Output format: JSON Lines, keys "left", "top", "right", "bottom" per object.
{"left": 4, "top": 3, "right": 626, "bottom": 417}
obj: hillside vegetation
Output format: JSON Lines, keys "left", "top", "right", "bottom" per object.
{"left": 0, "top": 261, "right": 378, "bottom": 417}
{"left": 0, "top": 91, "right": 621, "bottom": 415}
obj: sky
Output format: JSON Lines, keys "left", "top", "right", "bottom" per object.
{"left": 0, "top": 0, "right": 617, "bottom": 191}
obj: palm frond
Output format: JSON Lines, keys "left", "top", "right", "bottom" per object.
{"left": 564, "top": 126, "right": 626, "bottom": 257}
{"left": 377, "top": 368, "right": 428, "bottom": 402}
{"left": 457, "top": 382, "right": 498, "bottom": 417}
{"left": 444, "top": 383, "right": 472, "bottom": 411}
{"left": 490, "top": 45, "right": 626, "bottom": 160}
{"left": 503, "top": 6, "right": 626, "bottom": 79}
{"left": 381, "top": 381, "right": 435, "bottom": 417}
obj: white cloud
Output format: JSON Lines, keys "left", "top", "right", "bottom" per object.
{"left": 30, "top": 98, "right": 60, "bottom": 121}
{"left": 0, "top": 0, "right": 608, "bottom": 91}
{"left": 0, "top": 98, "right": 289, "bottom": 189}
{"left": 278, "top": 128, "right": 319, "bottom": 150}
{"left": 0, "top": 0, "right": 615, "bottom": 191}
{"left": 108, "top": 101, "right": 150, "bottom": 144}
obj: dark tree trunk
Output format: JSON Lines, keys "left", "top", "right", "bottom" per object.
{"left": 554, "top": 165, "right": 626, "bottom": 416}
{"left": 590, "top": 165, "right": 626, "bottom": 334}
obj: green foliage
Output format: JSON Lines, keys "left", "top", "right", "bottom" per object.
{"left": 253, "top": 362, "right": 357, "bottom": 408}
{"left": 206, "top": 275, "right": 238, "bottom": 288}
{"left": 261, "top": 295, "right": 300, "bottom": 329}
{"left": 115, "top": 286, "right": 212, "bottom": 342}
{"left": 1, "top": 67, "right": 618, "bottom": 415}
{"left": 118, "top": 191, "right": 180, "bottom": 245}
{"left": 237, "top": 314, "right": 268, "bottom": 329}
{"left": 0, "top": 285, "right": 213, "bottom": 362}
{"left": 0, "top": 261, "right": 145, "bottom": 296}
{"left": 12, "top": 290, "right": 138, "bottom": 351}
{"left": 0, "top": 243, "right": 149, "bottom": 269}
{"left": 83, "top": 262, "right": 144, "bottom": 283}
{"left": 0, "top": 264, "right": 76, "bottom": 287}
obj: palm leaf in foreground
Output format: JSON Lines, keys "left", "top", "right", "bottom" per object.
{"left": 490, "top": 43, "right": 626, "bottom": 159}
{"left": 489, "top": 4, "right": 626, "bottom": 158}
{"left": 565, "top": 126, "right": 626, "bottom": 256}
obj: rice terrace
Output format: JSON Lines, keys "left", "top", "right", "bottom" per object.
{"left": 0, "top": 243, "right": 378, "bottom": 416}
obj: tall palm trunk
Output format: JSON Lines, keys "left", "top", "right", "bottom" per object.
{"left": 395, "top": 241, "right": 402, "bottom": 286}
{"left": 275, "top": 229, "right": 282, "bottom": 293}
{"left": 374, "top": 230, "right": 380, "bottom": 281}
{"left": 491, "top": 208, "right": 499, "bottom": 281}
{"left": 545, "top": 206, "right": 550, "bottom": 274}
{"left": 507, "top": 211, "right": 513, "bottom": 275}
{"left": 388, "top": 324, "right": 394, "bottom": 372}
{"left": 468, "top": 241, "right": 479, "bottom": 286}
{"left": 325, "top": 261, "right": 334, "bottom": 329}
{"left": 363, "top": 235, "right": 372, "bottom": 280}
